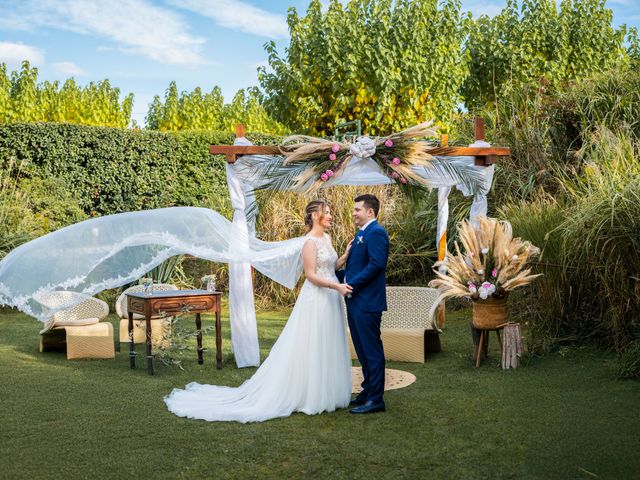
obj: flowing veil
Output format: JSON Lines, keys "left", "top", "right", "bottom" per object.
{"left": 0, "top": 207, "right": 306, "bottom": 321}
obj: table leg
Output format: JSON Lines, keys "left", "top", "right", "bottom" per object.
{"left": 128, "top": 311, "right": 135, "bottom": 369}
{"left": 196, "top": 312, "right": 203, "bottom": 365}
{"left": 146, "top": 315, "right": 154, "bottom": 375}
{"left": 216, "top": 303, "right": 222, "bottom": 369}
{"left": 496, "top": 329, "right": 503, "bottom": 352}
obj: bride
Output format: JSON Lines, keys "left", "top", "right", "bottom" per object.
{"left": 164, "top": 200, "right": 354, "bottom": 423}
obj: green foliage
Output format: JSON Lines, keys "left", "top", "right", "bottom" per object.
{"left": 560, "top": 64, "right": 640, "bottom": 137}
{"left": 259, "top": 0, "right": 471, "bottom": 135}
{"left": 502, "top": 127, "right": 640, "bottom": 363}
{"left": 464, "top": 0, "right": 634, "bottom": 109}
{"left": 0, "top": 61, "right": 133, "bottom": 127}
{"left": 146, "top": 82, "right": 286, "bottom": 134}
{"left": 0, "top": 123, "right": 280, "bottom": 217}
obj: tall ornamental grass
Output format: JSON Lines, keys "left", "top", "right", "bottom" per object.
{"left": 504, "top": 127, "right": 640, "bottom": 378}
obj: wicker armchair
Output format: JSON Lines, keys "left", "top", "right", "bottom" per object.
{"left": 115, "top": 283, "right": 178, "bottom": 349}
{"left": 38, "top": 292, "right": 114, "bottom": 360}
{"left": 348, "top": 286, "right": 442, "bottom": 363}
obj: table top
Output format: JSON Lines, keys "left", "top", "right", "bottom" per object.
{"left": 126, "top": 289, "right": 222, "bottom": 299}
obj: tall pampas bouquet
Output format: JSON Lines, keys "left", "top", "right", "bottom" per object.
{"left": 429, "top": 217, "right": 541, "bottom": 329}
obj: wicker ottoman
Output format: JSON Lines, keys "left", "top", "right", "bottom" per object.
{"left": 348, "top": 328, "right": 441, "bottom": 363}
{"left": 40, "top": 322, "right": 116, "bottom": 360}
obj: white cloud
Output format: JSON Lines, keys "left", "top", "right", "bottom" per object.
{"left": 52, "top": 61, "right": 87, "bottom": 76}
{"left": 0, "top": 42, "right": 44, "bottom": 68}
{"left": 0, "top": 0, "right": 207, "bottom": 66}
{"left": 168, "top": 0, "right": 289, "bottom": 38}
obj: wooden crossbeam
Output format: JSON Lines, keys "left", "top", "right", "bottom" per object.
{"left": 209, "top": 145, "right": 281, "bottom": 163}
{"left": 210, "top": 120, "right": 509, "bottom": 166}
{"left": 209, "top": 144, "right": 509, "bottom": 164}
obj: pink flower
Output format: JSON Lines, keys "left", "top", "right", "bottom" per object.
{"left": 491, "top": 268, "right": 498, "bottom": 277}
{"left": 390, "top": 172, "right": 399, "bottom": 179}
{"left": 331, "top": 144, "right": 340, "bottom": 153}
{"left": 329, "top": 153, "right": 337, "bottom": 161}
{"left": 384, "top": 139, "right": 393, "bottom": 147}
{"left": 400, "top": 177, "right": 407, "bottom": 184}
{"left": 326, "top": 169, "right": 334, "bottom": 177}
{"left": 391, "top": 157, "right": 401, "bottom": 165}
{"left": 320, "top": 173, "right": 329, "bottom": 181}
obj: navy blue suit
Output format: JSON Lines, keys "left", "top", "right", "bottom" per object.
{"left": 336, "top": 220, "right": 389, "bottom": 403}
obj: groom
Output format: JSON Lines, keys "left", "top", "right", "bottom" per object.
{"left": 337, "top": 194, "right": 389, "bottom": 414}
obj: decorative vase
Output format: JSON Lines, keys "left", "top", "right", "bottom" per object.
{"left": 472, "top": 296, "right": 509, "bottom": 329}
{"left": 206, "top": 279, "right": 216, "bottom": 292}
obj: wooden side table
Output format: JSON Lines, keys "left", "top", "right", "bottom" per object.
{"left": 126, "top": 289, "right": 222, "bottom": 375}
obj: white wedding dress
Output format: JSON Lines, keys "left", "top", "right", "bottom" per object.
{"left": 164, "top": 233, "right": 352, "bottom": 422}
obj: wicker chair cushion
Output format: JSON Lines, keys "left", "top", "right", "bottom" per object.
{"left": 38, "top": 293, "right": 109, "bottom": 334}
{"left": 381, "top": 286, "right": 440, "bottom": 329}
{"left": 53, "top": 317, "right": 100, "bottom": 327}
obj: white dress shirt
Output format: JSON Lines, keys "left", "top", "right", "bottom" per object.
{"left": 359, "top": 218, "right": 377, "bottom": 231}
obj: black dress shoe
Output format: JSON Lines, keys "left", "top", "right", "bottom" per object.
{"left": 350, "top": 400, "right": 385, "bottom": 414}
{"left": 349, "top": 397, "right": 366, "bottom": 407}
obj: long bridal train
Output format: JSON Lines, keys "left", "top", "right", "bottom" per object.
{"left": 164, "top": 234, "right": 352, "bottom": 423}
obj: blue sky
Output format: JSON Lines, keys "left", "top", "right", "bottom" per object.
{"left": 0, "top": 0, "right": 638, "bottom": 126}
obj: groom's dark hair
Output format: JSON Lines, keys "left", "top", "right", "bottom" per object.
{"left": 355, "top": 194, "right": 380, "bottom": 217}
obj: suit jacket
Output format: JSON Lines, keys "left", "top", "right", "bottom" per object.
{"left": 337, "top": 220, "right": 389, "bottom": 312}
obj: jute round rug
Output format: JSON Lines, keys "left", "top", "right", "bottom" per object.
{"left": 351, "top": 367, "right": 416, "bottom": 394}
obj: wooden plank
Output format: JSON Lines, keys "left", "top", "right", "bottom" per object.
{"left": 474, "top": 117, "right": 485, "bottom": 141}
{"left": 209, "top": 145, "right": 281, "bottom": 163}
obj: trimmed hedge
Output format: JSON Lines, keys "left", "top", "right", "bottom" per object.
{"left": 0, "top": 123, "right": 281, "bottom": 217}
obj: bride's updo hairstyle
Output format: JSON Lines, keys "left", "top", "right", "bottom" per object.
{"left": 304, "top": 200, "right": 328, "bottom": 232}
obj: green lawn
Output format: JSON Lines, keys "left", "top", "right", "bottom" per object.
{"left": 0, "top": 306, "right": 638, "bottom": 480}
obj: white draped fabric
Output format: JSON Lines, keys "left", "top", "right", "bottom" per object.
{"left": 225, "top": 137, "right": 260, "bottom": 367}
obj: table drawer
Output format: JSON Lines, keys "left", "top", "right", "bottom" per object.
{"left": 153, "top": 297, "right": 215, "bottom": 314}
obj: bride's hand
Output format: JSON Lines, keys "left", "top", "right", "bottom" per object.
{"left": 336, "top": 283, "right": 353, "bottom": 296}
{"left": 341, "top": 240, "right": 354, "bottom": 260}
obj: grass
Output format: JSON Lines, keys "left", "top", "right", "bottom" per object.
{"left": 1, "top": 306, "right": 639, "bottom": 480}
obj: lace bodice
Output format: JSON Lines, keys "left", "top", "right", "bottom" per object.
{"left": 306, "top": 234, "right": 338, "bottom": 281}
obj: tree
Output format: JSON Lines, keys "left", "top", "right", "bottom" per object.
{"left": 0, "top": 61, "right": 133, "bottom": 127}
{"left": 145, "top": 83, "right": 285, "bottom": 133}
{"left": 463, "top": 0, "right": 635, "bottom": 110}
{"left": 258, "top": 0, "right": 471, "bottom": 136}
